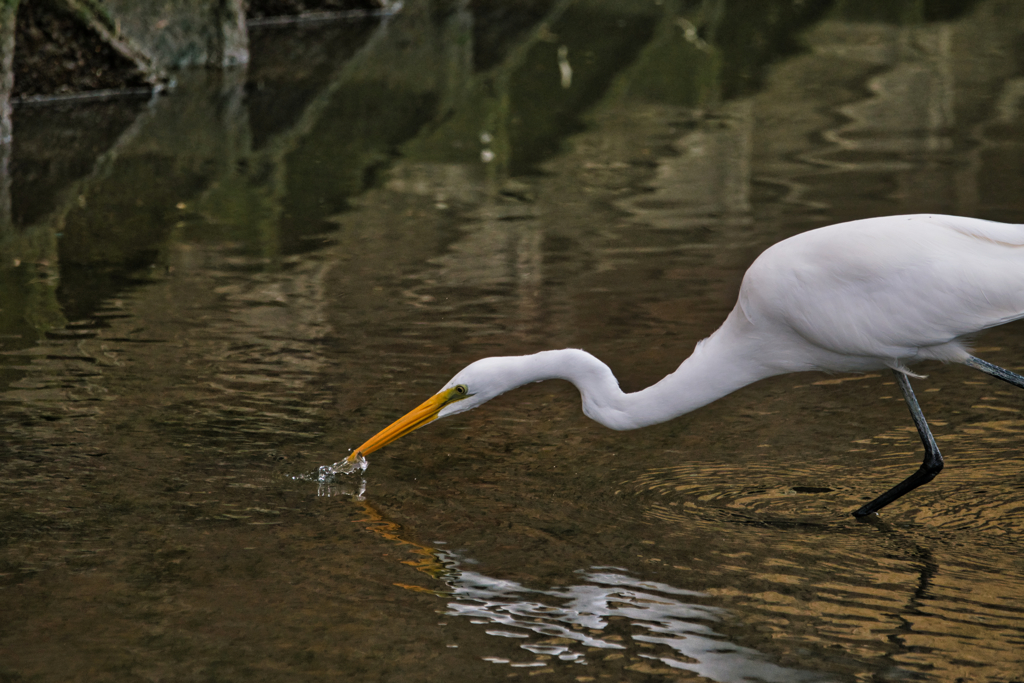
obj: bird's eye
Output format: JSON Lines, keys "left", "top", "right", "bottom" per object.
{"left": 454, "top": 384, "right": 468, "bottom": 395}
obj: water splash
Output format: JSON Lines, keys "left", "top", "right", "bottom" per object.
{"left": 290, "top": 454, "right": 367, "bottom": 482}
{"left": 317, "top": 453, "right": 368, "bottom": 481}
{"left": 290, "top": 453, "right": 368, "bottom": 496}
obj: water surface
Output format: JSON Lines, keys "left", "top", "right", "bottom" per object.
{"left": 2, "top": 1, "right": 1024, "bottom": 681}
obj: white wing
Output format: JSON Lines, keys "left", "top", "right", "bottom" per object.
{"left": 738, "top": 214, "right": 1024, "bottom": 367}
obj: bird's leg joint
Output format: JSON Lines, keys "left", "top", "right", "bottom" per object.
{"left": 851, "top": 370, "right": 945, "bottom": 518}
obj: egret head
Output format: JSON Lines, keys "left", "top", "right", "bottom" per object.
{"left": 346, "top": 356, "right": 522, "bottom": 462}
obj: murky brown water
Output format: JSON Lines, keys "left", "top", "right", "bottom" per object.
{"left": 3, "top": 2, "right": 1024, "bottom": 681}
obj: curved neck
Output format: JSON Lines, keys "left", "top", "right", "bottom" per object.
{"left": 505, "top": 314, "right": 776, "bottom": 431}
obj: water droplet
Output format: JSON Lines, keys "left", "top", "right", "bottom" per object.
{"left": 311, "top": 454, "right": 369, "bottom": 483}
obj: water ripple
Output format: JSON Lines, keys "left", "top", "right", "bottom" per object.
{"left": 440, "top": 560, "right": 835, "bottom": 682}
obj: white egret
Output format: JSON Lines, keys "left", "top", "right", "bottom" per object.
{"left": 345, "top": 214, "right": 1024, "bottom": 517}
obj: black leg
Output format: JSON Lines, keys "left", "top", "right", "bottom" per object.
{"left": 964, "top": 356, "right": 1024, "bottom": 390}
{"left": 853, "top": 371, "right": 944, "bottom": 518}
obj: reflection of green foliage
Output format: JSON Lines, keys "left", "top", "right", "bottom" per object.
{"left": 713, "top": 0, "right": 835, "bottom": 100}
{"left": 4, "top": 0, "right": 991, "bottom": 339}
{"left": 607, "top": 16, "right": 720, "bottom": 108}
{"left": 714, "top": 0, "right": 981, "bottom": 99}
{"left": 24, "top": 272, "right": 66, "bottom": 335}
{"left": 0, "top": 266, "right": 36, "bottom": 339}
{"left": 0, "top": 261, "right": 66, "bottom": 379}
{"left": 0, "top": 0, "right": 18, "bottom": 16}
{"left": 402, "top": 0, "right": 988, "bottom": 181}
{"left": 59, "top": 154, "right": 209, "bottom": 267}
{"left": 470, "top": 0, "right": 558, "bottom": 72}
{"left": 196, "top": 169, "right": 283, "bottom": 263}
{"left": 197, "top": 172, "right": 273, "bottom": 241}
{"left": 507, "top": 5, "right": 659, "bottom": 174}
{"left": 831, "top": 0, "right": 981, "bottom": 24}
{"left": 0, "top": 227, "right": 66, "bottom": 340}
{"left": 403, "top": 2, "right": 719, "bottom": 174}
{"left": 281, "top": 81, "right": 439, "bottom": 232}
{"left": 402, "top": 88, "right": 491, "bottom": 166}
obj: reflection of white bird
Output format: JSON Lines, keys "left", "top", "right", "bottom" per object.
{"left": 347, "top": 214, "right": 1024, "bottom": 517}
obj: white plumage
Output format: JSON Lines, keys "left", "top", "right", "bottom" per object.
{"left": 347, "top": 214, "right": 1024, "bottom": 517}
{"left": 738, "top": 214, "right": 1024, "bottom": 371}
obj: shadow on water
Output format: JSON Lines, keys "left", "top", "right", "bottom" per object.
{"left": 2, "top": 0, "right": 1024, "bottom": 681}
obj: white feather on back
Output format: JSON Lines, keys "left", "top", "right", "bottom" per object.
{"left": 737, "top": 214, "right": 1024, "bottom": 369}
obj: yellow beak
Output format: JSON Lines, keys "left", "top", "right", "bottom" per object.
{"left": 346, "top": 387, "right": 462, "bottom": 463}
